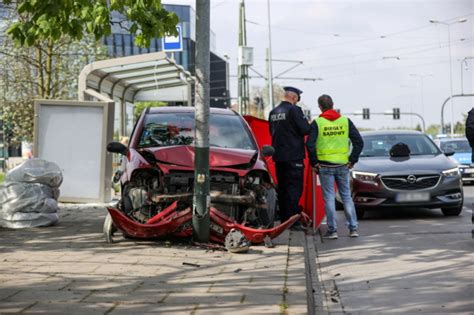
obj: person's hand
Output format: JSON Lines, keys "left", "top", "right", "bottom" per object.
{"left": 347, "top": 162, "right": 354, "bottom": 169}
{"left": 312, "top": 163, "right": 321, "bottom": 174}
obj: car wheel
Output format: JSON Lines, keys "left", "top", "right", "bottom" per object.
{"left": 441, "top": 205, "right": 463, "bottom": 216}
{"left": 356, "top": 208, "right": 365, "bottom": 219}
{"left": 103, "top": 213, "right": 118, "bottom": 243}
{"left": 262, "top": 187, "right": 276, "bottom": 228}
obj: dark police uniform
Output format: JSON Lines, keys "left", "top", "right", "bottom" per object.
{"left": 269, "top": 87, "right": 311, "bottom": 224}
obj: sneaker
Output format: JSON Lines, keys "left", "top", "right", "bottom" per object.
{"left": 349, "top": 229, "right": 359, "bottom": 238}
{"left": 323, "top": 231, "right": 338, "bottom": 239}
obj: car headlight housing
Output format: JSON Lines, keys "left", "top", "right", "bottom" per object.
{"left": 351, "top": 171, "right": 378, "bottom": 182}
{"left": 442, "top": 167, "right": 460, "bottom": 177}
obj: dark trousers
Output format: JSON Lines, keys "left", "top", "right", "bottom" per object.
{"left": 275, "top": 160, "right": 304, "bottom": 223}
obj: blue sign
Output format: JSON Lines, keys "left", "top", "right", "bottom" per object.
{"left": 162, "top": 25, "right": 182, "bottom": 52}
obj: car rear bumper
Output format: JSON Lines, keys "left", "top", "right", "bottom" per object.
{"left": 352, "top": 175, "right": 463, "bottom": 209}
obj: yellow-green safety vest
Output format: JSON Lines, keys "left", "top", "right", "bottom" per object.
{"left": 316, "top": 116, "right": 350, "bottom": 164}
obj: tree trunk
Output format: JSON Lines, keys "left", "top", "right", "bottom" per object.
{"left": 36, "top": 45, "right": 45, "bottom": 97}
{"left": 45, "top": 39, "right": 53, "bottom": 98}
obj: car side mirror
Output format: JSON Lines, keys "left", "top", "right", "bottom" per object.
{"left": 107, "top": 142, "right": 128, "bottom": 156}
{"left": 443, "top": 149, "right": 455, "bottom": 157}
{"left": 262, "top": 145, "right": 275, "bottom": 157}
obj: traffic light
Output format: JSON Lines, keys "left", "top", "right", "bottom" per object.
{"left": 393, "top": 108, "right": 400, "bottom": 120}
{"left": 362, "top": 108, "right": 370, "bottom": 119}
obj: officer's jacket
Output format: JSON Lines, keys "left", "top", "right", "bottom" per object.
{"left": 269, "top": 101, "right": 311, "bottom": 162}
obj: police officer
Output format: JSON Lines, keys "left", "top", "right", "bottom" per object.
{"left": 269, "top": 86, "right": 311, "bottom": 230}
{"left": 306, "top": 94, "right": 363, "bottom": 239}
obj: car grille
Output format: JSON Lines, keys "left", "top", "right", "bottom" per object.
{"left": 381, "top": 175, "right": 440, "bottom": 190}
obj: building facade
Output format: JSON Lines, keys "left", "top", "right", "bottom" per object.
{"left": 102, "top": 4, "right": 230, "bottom": 108}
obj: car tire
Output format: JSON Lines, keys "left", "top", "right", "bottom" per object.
{"left": 355, "top": 208, "right": 365, "bottom": 219}
{"left": 103, "top": 213, "right": 118, "bottom": 243}
{"left": 262, "top": 187, "right": 277, "bottom": 228}
{"left": 441, "top": 205, "right": 463, "bottom": 216}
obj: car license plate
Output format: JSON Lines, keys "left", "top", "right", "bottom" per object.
{"left": 210, "top": 222, "right": 223, "bottom": 234}
{"left": 395, "top": 192, "right": 430, "bottom": 202}
{"left": 464, "top": 168, "right": 474, "bottom": 174}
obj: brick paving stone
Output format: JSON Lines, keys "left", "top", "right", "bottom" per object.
{"left": 0, "top": 204, "right": 308, "bottom": 314}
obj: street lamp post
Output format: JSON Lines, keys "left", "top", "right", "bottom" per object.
{"left": 409, "top": 73, "right": 433, "bottom": 119}
{"left": 267, "top": 0, "right": 274, "bottom": 110}
{"left": 461, "top": 56, "right": 474, "bottom": 95}
{"left": 430, "top": 18, "right": 468, "bottom": 136}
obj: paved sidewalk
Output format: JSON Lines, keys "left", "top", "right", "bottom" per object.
{"left": 0, "top": 204, "right": 308, "bottom": 314}
{"left": 309, "top": 208, "right": 474, "bottom": 314}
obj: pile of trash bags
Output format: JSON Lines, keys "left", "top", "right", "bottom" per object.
{"left": 0, "top": 159, "right": 63, "bottom": 228}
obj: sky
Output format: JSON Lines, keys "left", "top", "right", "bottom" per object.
{"left": 173, "top": 0, "right": 473, "bottom": 130}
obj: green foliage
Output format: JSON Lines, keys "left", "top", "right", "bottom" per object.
{"left": 134, "top": 101, "right": 166, "bottom": 121}
{"left": 454, "top": 121, "right": 465, "bottom": 134}
{"left": 4, "top": 0, "right": 179, "bottom": 48}
{"left": 425, "top": 124, "right": 441, "bottom": 136}
{"left": 0, "top": 173, "right": 4, "bottom": 183}
{"left": 0, "top": 8, "right": 109, "bottom": 144}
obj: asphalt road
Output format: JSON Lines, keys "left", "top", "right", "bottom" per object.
{"left": 311, "top": 184, "right": 474, "bottom": 314}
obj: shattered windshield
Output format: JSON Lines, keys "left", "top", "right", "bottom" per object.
{"left": 138, "top": 112, "right": 257, "bottom": 150}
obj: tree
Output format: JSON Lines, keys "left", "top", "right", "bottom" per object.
{"left": 249, "top": 84, "right": 285, "bottom": 118}
{"left": 4, "top": 0, "right": 178, "bottom": 99}
{"left": 4, "top": 0, "right": 178, "bottom": 47}
{"left": 1, "top": 1, "right": 179, "bottom": 146}
{"left": 425, "top": 124, "right": 441, "bottom": 137}
{"left": 134, "top": 101, "right": 166, "bottom": 121}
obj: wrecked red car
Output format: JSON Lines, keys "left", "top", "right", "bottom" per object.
{"left": 104, "top": 107, "right": 300, "bottom": 244}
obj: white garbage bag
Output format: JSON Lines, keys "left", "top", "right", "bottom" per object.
{"left": 6, "top": 159, "right": 63, "bottom": 187}
{"left": 0, "top": 182, "right": 58, "bottom": 216}
{"left": 0, "top": 212, "right": 59, "bottom": 229}
{"left": 0, "top": 159, "right": 62, "bottom": 228}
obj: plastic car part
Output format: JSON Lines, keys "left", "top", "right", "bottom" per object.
{"left": 105, "top": 204, "right": 299, "bottom": 245}
{"left": 146, "top": 201, "right": 178, "bottom": 224}
{"left": 106, "top": 206, "right": 192, "bottom": 238}
{"left": 209, "top": 207, "right": 301, "bottom": 244}
{"left": 224, "top": 228, "right": 250, "bottom": 253}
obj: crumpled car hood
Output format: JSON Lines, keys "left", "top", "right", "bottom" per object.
{"left": 143, "top": 145, "right": 257, "bottom": 168}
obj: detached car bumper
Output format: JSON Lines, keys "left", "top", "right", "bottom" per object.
{"left": 352, "top": 175, "right": 463, "bottom": 209}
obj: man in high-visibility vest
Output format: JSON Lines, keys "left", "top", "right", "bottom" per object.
{"left": 306, "top": 95, "right": 364, "bottom": 239}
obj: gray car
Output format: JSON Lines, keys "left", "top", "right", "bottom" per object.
{"left": 350, "top": 131, "right": 463, "bottom": 218}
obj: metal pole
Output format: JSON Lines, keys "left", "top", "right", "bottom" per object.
{"left": 447, "top": 25, "right": 455, "bottom": 136}
{"left": 420, "top": 77, "right": 424, "bottom": 118}
{"left": 402, "top": 112, "right": 426, "bottom": 133}
{"left": 237, "top": 1, "right": 243, "bottom": 114}
{"left": 441, "top": 94, "right": 474, "bottom": 134}
{"left": 461, "top": 57, "right": 474, "bottom": 95}
{"left": 312, "top": 169, "right": 317, "bottom": 233}
{"left": 267, "top": 0, "right": 274, "bottom": 110}
{"left": 193, "top": 0, "right": 210, "bottom": 243}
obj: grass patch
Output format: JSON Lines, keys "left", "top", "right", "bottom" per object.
{"left": 0, "top": 173, "right": 5, "bottom": 183}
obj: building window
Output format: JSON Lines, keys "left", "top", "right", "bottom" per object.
{"left": 114, "top": 34, "right": 124, "bottom": 57}
{"left": 124, "top": 34, "right": 132, "bottom": 56}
